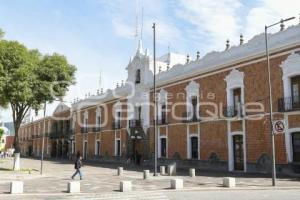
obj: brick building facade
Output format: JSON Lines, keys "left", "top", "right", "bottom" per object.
{"left": 19, "top": 24, "right": 300, "bottom": 174}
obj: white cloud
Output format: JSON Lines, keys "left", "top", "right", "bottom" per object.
{"left": 97, "top": 0, "right": 187, "bottom": 52}
{"left": 175, "top": 0, "right": 243, "bottom": 51}
{"left": 245, "top": 0, "right": 299, "bottom": 39}
{"left": 112, "top": 18, "right": 135, "bottom": 39}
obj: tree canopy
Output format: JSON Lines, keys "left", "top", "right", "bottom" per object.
{"left": 0, "top": 37, "right": 76, "bottom": 152}
{"left": 0, "top": 28, "right": 4, "bottom": 39}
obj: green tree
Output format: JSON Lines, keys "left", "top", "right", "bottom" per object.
{"left": 0, "top": 40, "right": 76, "bottom": 153}
{"left": 0, "top": 28, "right": 4, "bottom": 39}
{"left": 0, "top": 128, "right": 4, "bottom": 140}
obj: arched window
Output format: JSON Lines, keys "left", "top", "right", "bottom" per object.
{"left": 135, "top": 69, "right": 141, "bottom": 84}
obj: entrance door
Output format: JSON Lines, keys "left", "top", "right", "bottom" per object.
{"left": 83, "top": 141, "right": 88, "bottom": 159}
{"left": 115, "top": 139, "right": 121, "bottom": 157}
{"left": 160, "top": 138, "right": 167, "bottom": 158}
{"left": 233, "top": 135, "right": 244, "bottom": 171}
{"left": 292, "top": 132, "right": 300, "bottom": 162}
{"left": 190, "top": 136, "right": 198, "bottom": 159}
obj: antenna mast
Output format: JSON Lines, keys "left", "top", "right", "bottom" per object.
{"left": 135, "top": 0, "right": 139, "bottom": 41}
{"left": 141, "top": 5, "right": 144, "bottom": 41}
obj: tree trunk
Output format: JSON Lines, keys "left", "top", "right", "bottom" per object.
{"left": 13, "top": 120, "right": 21, "bottom": 153}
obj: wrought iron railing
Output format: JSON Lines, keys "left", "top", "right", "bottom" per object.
{"left": 112, "top": 121, "right": 121, "bottom": 130}
{"left": 182, "top": 112, "right": 201, "bottom": 123}
{"left": 222, "top": 105, "right": 244, "bottom": 118}
{"left": 92, "top": 126, "right": 101, "bottom": 132}
{"left": 278, "top": 96, "right": 300, "bottom": 112}
{"left": 81, "top": 127, "right": 88, "bottom": 133}
{"left": 154, "top": 118, "right": 168, "bottom": 125}
{"left": 129, "top": 119, "right": 143, "bottom": 128}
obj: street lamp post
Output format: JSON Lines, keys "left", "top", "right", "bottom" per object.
{"left": 264, "top": 16, "right": 295, "bottom": 186}
{"left": 152, "top": 22, "right": 158, "bottom": 176}
{"left": 40, "top": 101, "right": 46, "bottom": 175}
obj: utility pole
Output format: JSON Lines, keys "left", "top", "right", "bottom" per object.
{"left": 152, "top": 22, "right": 158, "bottom": 176}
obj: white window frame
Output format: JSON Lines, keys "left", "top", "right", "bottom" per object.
{"left": 185, "top": 81, "right": 200, "bottom": 119}
{"left": 280, "top": 52, "right": 300, "bottom": 99}
{"left": 158, "top": 135, "right": 168, "bottom": 158}
{"left": 225, "top": 69, "right": 245, "bottom": 116}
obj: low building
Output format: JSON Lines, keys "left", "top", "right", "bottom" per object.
{"left": 19, "top": 23, "right": 300, "bottom": 174}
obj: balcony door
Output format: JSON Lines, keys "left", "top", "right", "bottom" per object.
{"left": 191, "top": 96, "right": 198, "bottom": 120}
{"left": 291, "top": 76, "right": 300, "bottom": 109}
{"left": 161, "top": 104, "right": 167, "bottom": 124}
{"left": 233, "top": 88, "right": 241, "bottom": 116}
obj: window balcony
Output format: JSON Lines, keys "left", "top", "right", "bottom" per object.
{"left": 49, "top": 132, "right": 59, "bottom": 139}
{"left": 154, "top": 118, "right": 168, "bottom": 125}
{"left": 92, "top": 126, "right": 101, "bottom": 132}
{"left": 223, "top": 105, "right": 244, "bottom": 118}
{"left": 129, "top": 119, "right": 143, "bottom": 128}
{"left": 278, "top": 96, "right": 300, "bottom": 112}
{"left": 68, "top": 129, "right": 75, "bottom": 135}
{"left": 81, "top": 127, "right": 88, "bottom": 133}
{"left": 182, "top": 112, "right": 201, "bottom": 123}
{"left": 112, "top": 121, "right": 121, "bottom": 130}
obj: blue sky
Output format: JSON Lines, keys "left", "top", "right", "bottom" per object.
{"left": 0, "top": 0, "right": 299, "bottom": 121}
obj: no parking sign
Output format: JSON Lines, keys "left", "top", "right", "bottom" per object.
{"left": 273, "top": 120, "right": 285, "bottom": 134}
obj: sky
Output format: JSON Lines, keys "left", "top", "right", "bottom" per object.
{"left": 0, "top": 0, "right": 299, "bottom": 122}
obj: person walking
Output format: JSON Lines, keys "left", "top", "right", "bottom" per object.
{"left": 71, "top": 152, "right": 83, "bottom": 180}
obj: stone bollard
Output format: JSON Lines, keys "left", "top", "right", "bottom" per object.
{"left": 13, "top": 153, "right": 21, "bottom": 171}
{"left": 117, "top": 167, "right": 123, "bottom": 176}
{"left": 223, "top": 177, "right": 236, "bottom": 188}
{"left": 170, "top": 179, "right": 183, "bottom": 190}
{"left": 143, "top": 170, "right": 150, "bottom": 179}
{"left": 68, "top": 181, "right": 80, "bottom": 193}
{"left": 160, "top": 166, "right": 165, "bottom": 175}
{"left": 189, "top": 168, "right": 195, "bottom": 177}
{"left": 168, "top": 164, "right": 176, "bottom": 176}
{"left": 120, "top": 181, "right": 132, "bottom": 192}
{"left": 10, "top": 181, "right": 23, "bottom": 194}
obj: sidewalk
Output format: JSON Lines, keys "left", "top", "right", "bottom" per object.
{"left": 1, "top": 157, "right": 300, "bottom": 195}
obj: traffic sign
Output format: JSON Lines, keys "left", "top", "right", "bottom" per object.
{"left": 273, "top": 120, "right": 285, "bottom": 134}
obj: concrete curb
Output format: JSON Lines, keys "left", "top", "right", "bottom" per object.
{"left": 1, "top": 186, "right": 300, "bottom": 196}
